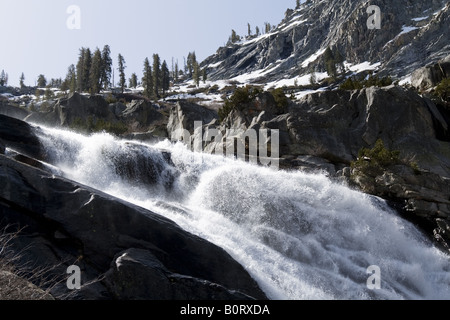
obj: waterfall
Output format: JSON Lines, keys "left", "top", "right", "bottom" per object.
{"left": 34, "top": 125, "right": 450, "bottom": 300}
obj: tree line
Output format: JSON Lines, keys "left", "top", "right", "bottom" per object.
{"left": 5, "top": 46, "right": 207, "bottom": 100}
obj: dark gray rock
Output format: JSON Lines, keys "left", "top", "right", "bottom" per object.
{"left": 411, "top": 55, "right": 450, "bottom": 90}
{"left": 0, "top": 102, "right": 30, "bottom": 120}
{"left": 0, "top": 153, "right": 267, "bottom": 300}
{"left": 167, "top": 100, "right": 218, "bottom": 141}
{"left": 203, "top": 0, "right": 449, "bottom": 82}
{"left": 0, "top": 114, "right": 43, "bottom": 160}
{"left": 120, "top": 99, "right": 164, "bottom": 132}
{"left": 105, "top": 248, "right": 255, "bottom": 300}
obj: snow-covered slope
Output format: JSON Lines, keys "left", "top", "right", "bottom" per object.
{"left": 201, "top": 0, "right": 449, "bottom": 84}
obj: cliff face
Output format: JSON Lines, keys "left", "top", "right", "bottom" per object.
{"left": 167, "top": 85, "right": 450, "bottom": 252}
{"left": 202, "top": 0, "right": 449, "bottom": 82}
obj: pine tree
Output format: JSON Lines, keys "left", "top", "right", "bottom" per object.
{"left": 129, "top": 73, "right": 138, "bottom": 89}
{"left": 142, "top": 57, "right": 153, "bottom": 99}
{"left": 89, "top": 48, "right": 103, "bottom": 94}
{"left": 323, "top": 46, "right": 337, "bottom": 80}
{"left": 202, "top": 68, "right": 207, "bottom": 84}
{"left": 334, "top": 48, "right": 345, "bottom": 74}
{"left": 255, "top": 26, "right": 260, "bottom": 37}
{"left": 76, "top": 48, "right": 86, "bottom": 91}
{"left": 193, "top": 61, "right": 200, "bottom": 87}
{"left": 83, "top": 48, "right": 92, "bottom": 91}
{"left": 152, "top": 53, "right": 161, "bottom": 98}
{"left": 101, "top": 45, "right": 112, "bottom": 90}
{"left": 247, "top": 23, "right": 252, "bottom": 38}
{"left": 76, "top": 47, "right": 92, "bottom": 92}
{"left": 296, "top": 0, "right": 301, "bottom": 10}
{"left": 161, "top": 60, "right": 170, "bottom": 97}
{"left": 187, "top": 52, "right": 196, "bottom": 78}
{"left": 174, "top": 62, "right": 179, "bottom": 84}
{"left": 230, "top": 29, "right": 240, "bottom": 43}
{"left": 19, "top": 73, "right": 25, "bottom": 88}
{"left": 37, "top": 74, "right": 47, "bottom": 87}
{"left": 0, "top": 70, "right": 8, "bottom": 87}
{"left": 117, "top": 53, "right": 126, "bottom": 93}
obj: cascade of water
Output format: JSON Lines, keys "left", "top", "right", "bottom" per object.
{"left": 35, "top": 126, "right": 450, "bottom": 300}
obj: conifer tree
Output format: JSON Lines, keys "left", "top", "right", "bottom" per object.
{"left": 142, "top": 57, "right": 153, "bottom": 99}
{"left": 0, "top": 70, "right": 8, "bottom": 87}
{"left": 323, "top": 46, "right": 337, "bottom": 80}
{"left": 83, "top": 48, "right": 92, "bottom": 91}
{"left": 101, "top": 45, "right": 112, "bottom": 90}
{"left": 161, "top": 60, "right": 170, "bottom": 97}
{"left": 19, "top": 73, "right": 25, "bottom": 88}
{"left": 37, "top": 74, "right": 47, "bottom": 88}
{"left": 129, "top": 73, "right": 138, "bottom": 89}
{"left": 174, "top": 62, "right": 179, "bottom": 84}
{"left": 202, "top": 68, "right": 207, "bottom": 84}
{"left": 230, "top": 29, "right": 240, "bottom": 43}
{"left": 118, "top": 53, "right": 126, "bottom": 93}
{"left": 89, "top": 48, "right": 103, "bottom": 93}
{"left": 67, "top": 64, "right": 77, "bottom": 93}
{"left": 193, "top": 61, "right": 200, "bottom": 87}
{"left": 187, "top": 52, "right": 197, "bottom": 78}
{"left": 76, "top": 47, "right": 92, "bottom": 92}
{"left": 152, "top": 53, "right": 161, "bottom": 98}
{"left": 255, "top": 26, "right": 260, "bottom": 37}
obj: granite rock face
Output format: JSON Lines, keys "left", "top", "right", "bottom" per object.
{"left": 202, "top": 0, "right": 449, "bottom": 82}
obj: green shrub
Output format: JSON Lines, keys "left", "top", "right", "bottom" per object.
{"left": 339, "top": 74, "right": 393, "bottom": 90}
{"left": 70, "top": 117, "right": 128, "bottom": 135}
{"left": 351, "top": 139, "right": 401, "bottom": 174}
{"left": 218, "top": 86, "right": 262, "bottom": 122}
{"left": 271, "top": 88, "right": 289, "bottom": 111}
{"left": 434, "top": 77, "right": 450, "bottom": 102}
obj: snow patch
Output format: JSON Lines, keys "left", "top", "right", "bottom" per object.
{"left": 411, "top": 16, "right": 428, "bottom": 22}
{"left": 301, "top": 48, "right": 327, "bottom": 68}
{"left": 264, "top": 72, "right": 328, "bottom": 90}
{"left": 344, "top": 61, "right": 381, "bottom": 73}
{"left": 208, "top": 61, "right": 223, "bottom": 69}
{"left": 399, "top": 25, "right": 419, "bottom": 36}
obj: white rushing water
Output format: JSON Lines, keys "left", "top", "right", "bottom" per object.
{"left": 34, "top": 125, "right": 450, "bottom": 300}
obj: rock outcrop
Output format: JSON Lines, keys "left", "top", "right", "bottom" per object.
{"left": 411, "top": 54, "right": 450, "bottom": 91}
{"left": 167, "top": 85, "right": 450, "bottom": 250}
{"left": 25, "top": 92, "right": 168, "bottom": 139}
{"left": 0, "top": 101, "right": 30, "bottom": 120}
{"left": 202, "top": 0, "right": 449, "bottom": 82}
{"left": 0, "top": 115, "right": 266, "bottom": 300}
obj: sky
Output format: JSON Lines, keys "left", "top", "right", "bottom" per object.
{"left": 0, "top": 0, "right": 296, "bottom": 87}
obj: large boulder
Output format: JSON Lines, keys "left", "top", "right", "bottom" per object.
{"left": 104, "top": 248, "right": 254, "bottom": 300}
{"left": 0, "top": 114, "right": 43, "bottom": 160}
{"left": 0, "top": 153, "right": 267, "bottom": 300}
{"left": 411, "top": 55, "right": 450, "bottom": 91}
{"left": 25, "top": 92, "right": 115, "bottom": 127}
{"left": 0, "top": 102, "right": 30, "bottom": 120}
{"left": 167, "top": 101, "right": 218, "bottom": 141}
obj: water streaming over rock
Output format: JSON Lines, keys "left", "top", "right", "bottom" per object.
{"left": 34, "top": 125, "right": 450, "bottom": 300}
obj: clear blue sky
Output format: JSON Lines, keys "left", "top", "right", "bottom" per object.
{"left": 0, "top": 0, "right": 297, "bottom": 87}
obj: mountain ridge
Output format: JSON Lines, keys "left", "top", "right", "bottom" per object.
{"left": 201, "top": 0, "right": 449, "bottom": 84}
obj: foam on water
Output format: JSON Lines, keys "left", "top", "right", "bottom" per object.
{"left": 35, "top": 126, "right": 450, "bottom": 300}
